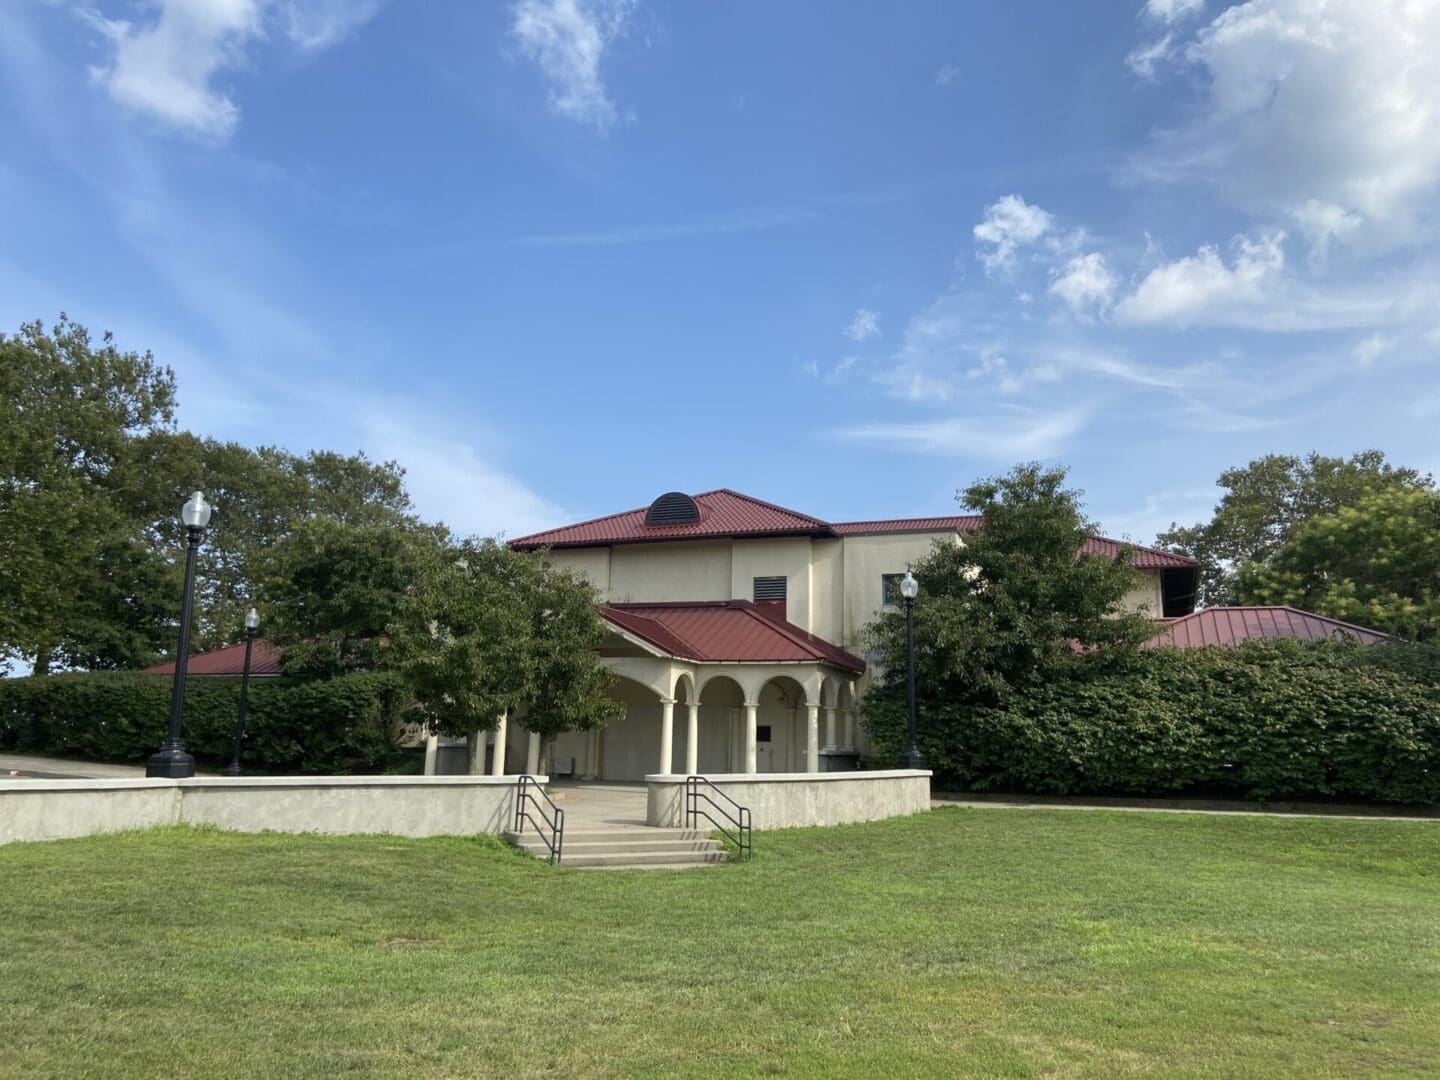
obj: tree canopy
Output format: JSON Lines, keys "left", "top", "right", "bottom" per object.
{"left": 1233, "top": 486, "right": 1440, "bottom": 640}
{"left": 390, "top": 539, "right": 621, "bottom": 766}
{"left": 264, "top": 517, "right": 449, "bottom": 679}
{"left": 1157, "top": 451, "right": 1431, "bottom": 607}
{"left": 864, "top": 463, "right": 1155, "bottom": 721}
{"left": 0, "top": 316, "right": 178, "bottom": 674}
{"left": 1, "top": 316, "right": 421, "bottom": 673}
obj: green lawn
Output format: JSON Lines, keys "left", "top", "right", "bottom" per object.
{"left": 1, "top": 809, "right": 1437, "bottom": 1079}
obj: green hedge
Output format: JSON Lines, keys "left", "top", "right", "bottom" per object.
{"left": 0, "top": 671, "right": 410, "bottom": 774}
{"left": 863, "top": 640, "right": 1440, "bottom": 804}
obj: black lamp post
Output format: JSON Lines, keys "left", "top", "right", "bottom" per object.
{"left": 223, "top": 607, "right": 260, "bottom": 778}
{"left": 897, "top": 569, "right": 928, "bottom": 770}
{"left": 147, "top": 491, "right": 212, "bottom": 779}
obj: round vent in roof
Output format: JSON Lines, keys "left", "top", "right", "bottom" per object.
{"left": 645, "top": 491, "right": 700, "bottom": 525}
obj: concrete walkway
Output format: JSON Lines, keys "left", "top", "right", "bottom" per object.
{"left": 546, "top": 781, "right": 649, "bottom": 829}
{"left": 934, "top": 791, "right": 1440, "bottom": 823}
{"left": 0, "top": 753, "right": 148, "bottom": 779}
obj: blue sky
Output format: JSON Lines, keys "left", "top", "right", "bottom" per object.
{"left": 2, "top": 0, "right": 1437, "bottom": 542}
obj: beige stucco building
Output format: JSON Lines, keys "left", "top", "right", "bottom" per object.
{"left": 443, "top": 489, "right": 1198, "bottom": 782}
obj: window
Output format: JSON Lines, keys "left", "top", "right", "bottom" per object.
{"left": 756, "top": 725, "right": 772, "bottom": 743}
{"left": 881, "top": 573, "right": 905, "bottom": 607}
{"left": 753, "top": 576, "right": 787, "bottom": 602}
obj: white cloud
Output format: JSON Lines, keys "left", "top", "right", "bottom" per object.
{"left": 510, "top": 207, "right": 813, "bottom": 246}
{"left": 973, "top": 194, "right": 1055, "bottom": 274}
{"left": 1139, "top": 0, "right": 1440, "bottom": 247}
{"left": 845, "top": 308, "right": 880, "bottom": 342}
{"left": 1143, "top": 0, "right": 1204, "bottom": 23}
{"left": 934, "top": 64, "right": 959, "bottom": 87}
{"left": 82, "top": 0, "right": 381, "bottom": 139}
{"left": 1126, "top": 33, "right": 1173, "bottom": 77}
{"left": 838, "top": 408, "right": 1090, "bottom": 460}
{"left": 1291, "top": 198, "right": 1362, "bottom": 262}
{"left": 1113, "top": 230, "right": 1285, "bottom": 327}
{"left": 279, "top": 0, "right": 383, "bottom": 49}
{"left": 1049, "top": 252, "right": 1116, "bottom": 314}
{"left": 511, "top": 0, "right": 636, "bottom": 131}
{"left": 1351, "top": 333, "right": 1394, "bottom": 367}
{"left": 346, "top": 399, "right": 566, "bottom": 538}
{"left": 806, "top": 354, "right": 861, "bottom": 386}
{"left": 84, "top": 0, "right": 264, "bottom": 140}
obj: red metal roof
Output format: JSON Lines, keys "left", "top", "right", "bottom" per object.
{"left": 1079, "top": 536, "right": 1198, "bottom": 570}
{"left": 603, "top": 601, "right": 866, "bottom": 672}
{"left": 1144, "top": 607, "right": 1389, "bottom": 649}
{"left": 511, "top": 489, "right": 830, "bottom": 549}
{"left": 512, "top": 489, "right": 1197, "bottom": 570}
{"left": 830, "top": 516, "right": 983, "bottom": 536}
{"left": 142, "top": 639, "right": 285, "bottom": 677}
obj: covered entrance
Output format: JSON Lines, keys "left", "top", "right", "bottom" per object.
{"left": 550, "top": 600, "right": 865, "bottom": 780}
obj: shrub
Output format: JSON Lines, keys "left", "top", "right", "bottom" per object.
{"left": 0, "top": 671, "right": 410, "bottom": 774}
{"left": 863, "top": 640, "right": 1440, "bottom": 804}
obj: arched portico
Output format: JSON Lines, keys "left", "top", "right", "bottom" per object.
{"left": 523, "top": 603, "right": 867, "bottom": 779}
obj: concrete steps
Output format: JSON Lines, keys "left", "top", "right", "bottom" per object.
{"left": 505, "top": 826, "right": 730, "bottom": 869}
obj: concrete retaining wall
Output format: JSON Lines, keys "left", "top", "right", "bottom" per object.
{"left": 645, "top": 769, "right": 931, "bottom": 830}
{"left": 0, "top": 775, "right": 544, "bottom": 845}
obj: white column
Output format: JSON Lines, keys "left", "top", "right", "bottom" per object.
{"left": 526, "top": 730, "right": 541, "bottom": 775}
{"left": 490, "top": 713, "right": 508, "bottom": 776}
{"left": 659, "top": 698, "right": 675, "bottom": 775}
{"left": 744, "top": 701, "right": 758, "bottom": 774}
{"left": 584, "top": 729, "right": 600, "bottom": 780}
{"left": 467, "top": 729, "right": 485, "bottom": 775}
{"left": 842, "top": 708, "right": 856, "bottom": 750}
{"left": 685, "top": 701, "right": 699, "bottom": 775}
{"left": 423, "top": 731, "right": 439, "bottom": 776}
{"left": 806, "top": 704, "right": 820, "bottom": 773}
{"left": 824, "top": 705, "right": 837, "bottom": 750}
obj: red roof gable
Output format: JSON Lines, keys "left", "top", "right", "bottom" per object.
{"left": 603, "top": 601, "right": 865, "bottom": 672}
{"left": 1144, "top": 606, "right": 1389, "bottom": 649}
{"left": 512, "top": 489, "right": 831, "bottom": 549}
{"left": 142, "top": 639, "right": 285, "bottom": 677}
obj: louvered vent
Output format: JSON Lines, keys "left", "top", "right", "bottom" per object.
{"left": 753, "top": 576, "right": 787, "bottom": 602}
{"left": 645, "top": 491, "right": 700, "bottom": 525}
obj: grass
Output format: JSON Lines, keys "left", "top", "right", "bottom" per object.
{"left": 1, "top": 809, "right": 1438, "bottom": 1079}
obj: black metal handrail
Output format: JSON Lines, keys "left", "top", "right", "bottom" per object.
{"left": 515, "top": 774, "right": 564, "bottom": 865}
{"left": 685, "top": 775, "right": 752, "bottom": 861}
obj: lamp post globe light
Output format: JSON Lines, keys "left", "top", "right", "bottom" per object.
{"left": 223, "top": 607, "right": 261, "bottom": 778}
{"left": 146, "top": 491, "right": 212, "bottom": 779}
{"left": 897, "top": 569, "right": 928, "bottom": 771}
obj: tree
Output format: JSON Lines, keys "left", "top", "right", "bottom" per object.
{"left": 1233, "top": 487, "right": 1440, "bottom": 640}
{"left": 514, "top": 555, "right": 625, "bottom": 770}
{"left": 864, "top": 463, "right": 1155, "bottom": 734}
{"left": 1158, "top": 451, "right": 1431, "bottom": 606}
{"left": 0, "top": 316, "right": 178, "bottom": 674}
{"left": 264, "top": 517, "right": 448, "bottom": 679}
{"left": 117, "top": 432, "right": 417, "bottom": 653}
{"left": 391, "top": 539, "right": 621, "bottom": 771}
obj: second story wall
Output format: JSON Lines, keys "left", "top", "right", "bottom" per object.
{"left": 839, "top": 532, "right": 958, "bottom": 648}
{"left": 541, "top": 530, "right": 1172, "bottom": 647}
